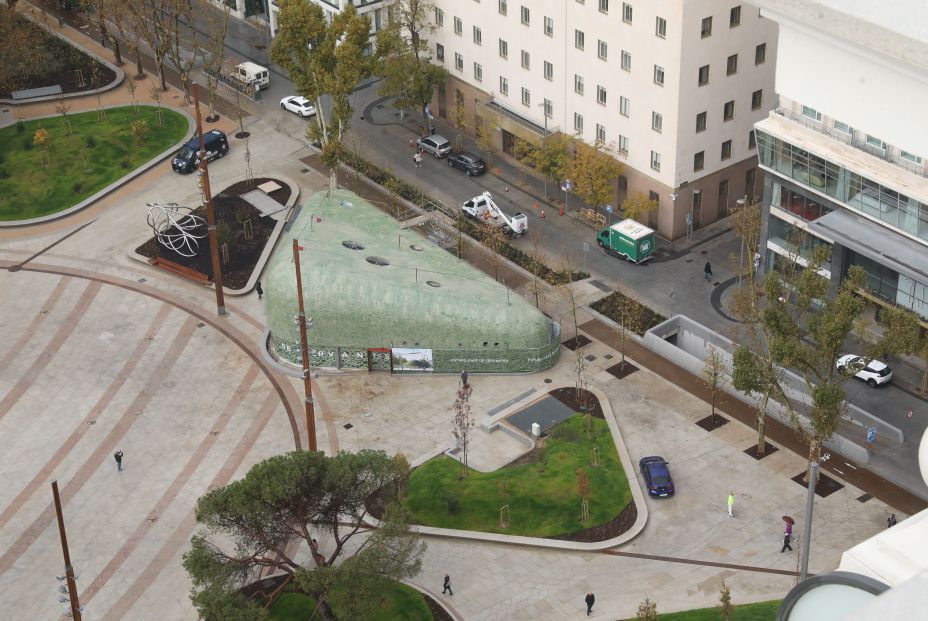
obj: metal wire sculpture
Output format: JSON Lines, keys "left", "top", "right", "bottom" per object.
{"left": 146, "top": 202, "right": 207, "bottom": 257}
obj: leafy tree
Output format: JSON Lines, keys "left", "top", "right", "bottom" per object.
{"left": 475, "top": 120, "right": 497, "bottom": 167}
{"left": 271, "top": 0, "right": 374, "bottom": 178}
{"left": 452, "top": 383, "right": 474, "bottom": 477}
{"left": 637, "top": 598, "right": 658, "bottom": 621}
{"left": 376, "top": 0, "right": 448, "bottom": 126}
{"left": 702, "top": 344, "right": 728, "bottom": 423}
{"left": 183, "top": 450, "right": 423, "bottom": 620}
{"left": 718, "top": 579, "right": 734, "bottom": 621}
{"left": 728, "top": 200, "right": 791, "bottom": 457}
{"left": 529, "top": 133, "right": 569, "bottom": 199}
{"left": 762, "top": 246, "right": 866, "bottom": 474}
{"left": 620, "top": 192, "right": 657, "bottom": 223}
{"left": 565, "top": 138, "right": 623, "bottom": 210}
{"left": 451, "top": 94, "right": 467, "bottom": 150}
{"left": 33, "top": 128, "right": 50, "bottom": 167}
{"left": 511, "top": 137, "right": 532, "bottom": 186}
{"left": 874, "top": 306, "right": 928, "bottom": 393}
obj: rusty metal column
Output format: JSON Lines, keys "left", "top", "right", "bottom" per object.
{"left": 293, "top": 239, "right": 317, "bottom": 452}
{"left": 192, "top": 85, "right": 226, "bottom": 316}
{"left": 52, "top": 481, "right": 82, "bottom": 621}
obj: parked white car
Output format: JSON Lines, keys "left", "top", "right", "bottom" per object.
{"left": 280, "top": 96, "right": 316, "bottom": 117}
{"left": 836, "top": 354, "right": 893, "bottom": 387}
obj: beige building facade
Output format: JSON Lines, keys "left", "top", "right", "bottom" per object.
{"left": 427, "top": 0, "right": 779, "bottom": 239}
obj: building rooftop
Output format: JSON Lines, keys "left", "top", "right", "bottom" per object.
{"left": 754, "top": 0, "right": 928, "bottom": 70}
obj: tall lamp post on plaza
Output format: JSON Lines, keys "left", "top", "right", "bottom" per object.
{"left": 292, "top": 239, "right": 318, "bottom": 452}
{"left": 193, "top": 85, "right": 226, "bottom": 316}
{"left": 735, "top": 195, "right": 748, "bottom": 287}
{"left": 52, "top": 481, "right": 82, "bottom": 621}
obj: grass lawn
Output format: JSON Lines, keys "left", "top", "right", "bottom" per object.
{"left": 268, "top": 582, "right": 433, "bottom": 621}
{"left": 0, "top": 106, "right": 187, "bottom": 220}
{"left": 402, "top": 415, "right": 632, "bottom": 537}
{"left": 652, "top": 600, "right": 781, "bottom": 620}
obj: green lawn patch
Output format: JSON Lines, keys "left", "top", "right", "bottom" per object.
{"left": 0, "top": 106, "right": 187, "bottom": 221}
{"left": 650, "top": 600, "right": 781, "bottom": 621}
{"left": 268, "top": 582, "right": 433, "bottom": 621}
{"left": 402, "top": 415, "right": 631, "bottom": 537}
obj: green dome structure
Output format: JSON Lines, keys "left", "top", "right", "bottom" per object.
{"left": 265, "top": 189, "right": 560, "bottom": 373}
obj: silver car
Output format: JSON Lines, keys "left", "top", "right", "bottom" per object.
{"left": 416, "top": 134, "right": 452, "bottom": 158}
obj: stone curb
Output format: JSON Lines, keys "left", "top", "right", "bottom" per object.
{"left": 376, "top": 384, "right": 649, "bottom": 552}
{"left": 403, "top": 582, "right": 464, "bottom": 621}
{"left": 0, "top": 9, "right": 125, "bottom": 106}
{"left": 125, "top": 175, "right": 300, "bottom": 297}
{"left": 0, "top": 103, "right": 195, "bottom": 228}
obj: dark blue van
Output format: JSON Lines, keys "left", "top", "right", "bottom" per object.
{"left": 172, "top": 130, "right": 229, "bottom": 174}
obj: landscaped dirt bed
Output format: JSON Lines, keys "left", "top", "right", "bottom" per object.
{"left": 1, "top": 13, "right": 116, "bottom": 98}
{"left": 135, "top": 177, "right": 288, "bottom": 289}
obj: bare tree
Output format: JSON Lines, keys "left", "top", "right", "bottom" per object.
{"left": 164, "top": 0, "right": 199, "bottom": 103}
{"left": 451, "top": 383, "right": 474, "bottom": 478}
{"left": 126, "top": 0, "right": 174, "bottom": 91}
{"left": 54, "top": 96, "right": 72, "bottom": 135}
{"left": 702, "top": 344, "right": 728, "bottom": 425}
{"left": 203, "top": 3, "right": 230, "bottom": 122}
{"left": 576, "top": 467, "right": 590, "bottom": 522}
{"left": 80, "top": 0, "right": 124, "bottom": 66}
{"left": 718, "top": 579, "right": 734, "bottom": 621}
{"left": 527, "top": 230, "right": 546, "bottom": 308}
{"left": 636, "top": 598, "right": 658, "bottom": 621}
{"left": 148, "top": 84, "right": 163, "bottom": 126}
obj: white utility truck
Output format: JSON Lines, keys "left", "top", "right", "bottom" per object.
{"left": 462, "top": 192, "right": 528, "bottom": 236}
{"left": 230, "top": 62, "right": 270, "bottom": 91}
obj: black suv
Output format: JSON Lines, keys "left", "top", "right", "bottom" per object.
{"left": 172, "top": 130, "right": 229, "bottom": 174}
{"left": 447, "top": 151, "right": 487, "bottom": 176}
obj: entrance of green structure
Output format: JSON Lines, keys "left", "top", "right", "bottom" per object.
{"left": 367, "top": 348, "right": 392, "bottom": 372}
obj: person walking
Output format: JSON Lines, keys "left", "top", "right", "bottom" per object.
{"left": 255, "top": 280, "right": 263, "bottom": 300}
{"left": 460, "top": 370, "right": 469, "bottom": 387}
{"left": 114, "top": 450, "right": 124, "bottom": 472}
{"left": 781, "top": 522, "right": 794, "bottom": 552}
{"left": 727, "top": 491, "right": 735, "bottom": 517}
{"left": 413, "top": 151, "right": 423, "bottom": 168}
{"left": 704, "top": 261, "right": 714, "bottom": 281}
{"left": 888, "top": 513, "right": 897, "bottom": 528}
{"left": 442, "top": 574, "right": 453, "bottom": 596}
{"left": 585, "top": 592, "right": 595, "bottom": 616}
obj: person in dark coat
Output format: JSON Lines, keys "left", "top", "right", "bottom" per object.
{"left": 255, "top": 280, "right": 264, "bottom": 300}
{"left": 888, "top": 513, "right": 897, "bottom": 528}
{"left": 114, "top": 450, "right": 124, "bottom": 472}
{"left": 585, "top": 592, "right": 595, "bottom": 616}
{"left": 781, "top": 522, "right": 794, "bottom": 552}
{"left": 704, "top": 261, "right": 713, "bottom": 281}
{"left": 442, "top": 574, "right": 453, "bottom": 596}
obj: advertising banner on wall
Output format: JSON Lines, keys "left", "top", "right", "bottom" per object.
{"left": 391, "top": 348, "right": 434, "bottom": 372}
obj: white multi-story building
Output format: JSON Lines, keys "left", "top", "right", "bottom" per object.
{"left": 267, "top": 0, "right": 394, "bottom": 40}
{"left": 428, "top": 0, "right": 778, "bottom": 239}
{"left": 752, "top": 0, "right": 928, "bottom": 322}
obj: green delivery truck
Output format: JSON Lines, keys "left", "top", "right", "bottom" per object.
{"left": 596, "top": 219, "right": 656, "bottom": 263}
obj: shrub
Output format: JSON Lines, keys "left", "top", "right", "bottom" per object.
{"left": 16, "top": 120, "right": 25, "bottom": 134}
{"left": 22, "top": 139, "right": 33, "bottom": 150}
{"left": 120, "top": 159, "right": 130, "bottom": 169}
{"left": 86, "top": 135, "right": 97, "bottom": 148}
{"left": 444, "top": 494, "right": 459, "bottom": 515}
{"left": 72, "top": 181, "right": 83, "bottom": 193}
{"left": 0, "top": 168, "right": 10, "bottom": 180}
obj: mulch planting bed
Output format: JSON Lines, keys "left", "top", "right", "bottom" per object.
{"left": 791, "top": 470, "right": 845, "bottom": 497}
{"left": 561, "top": 334, "right": 593, "bottom": 351}
{"left": 549, "top": 386, "right": 604, "bottom": 418}
{"left": 135, "top": 177, "right": 288, "bottom": 289}
{"left": 551, "top": 501, "right": 638, "bottom": 543}
{"left": 1, "top": 13, "right": 117, "bottom": 98}
{"left": 744, "top": 441, "right": 779, "bottom": 460}
{"left": 605, "top": 361, "right": 639, "bottom": 380}
{"left": 696, "top": 414, "right": 729, "bottom": 432}
{"left": 422, "top": 592, "right": 453, "bottom": 621}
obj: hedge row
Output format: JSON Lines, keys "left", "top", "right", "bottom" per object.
{"left": 589, "top": 290, "right": 666, "bottom": 336}
{"left": 454, "top": 217, "right": 588, "bottom": 285}
{"left": 342, "top": 150, "right": 588, "bottom": 285}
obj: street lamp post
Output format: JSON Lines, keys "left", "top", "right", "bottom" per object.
{"left": 52, "top": 481, "right": 82, "bottom": 621}
{"left": 292, "top": 239, "right": 318, "bottom": 452}
{"left": 799, "top": 460, "right": 820, "bottom": 581}
{"left": 735, "top": 195, "right": 748, "bottom": 287}
{"left": 193, "top": 86, "right": 226, "bottom": 316}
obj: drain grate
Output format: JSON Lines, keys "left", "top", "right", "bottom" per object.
{"left": 343, "top": 423, "right": 354, "bottom": 430}
{"left": 588, "top": 279, "right": 612, "bottom": 293}
{"left": 857, "top": 493, "right": 873, "bottom": 503}
{"left": 585, "top": 354, "right": 597, "bottom": 361}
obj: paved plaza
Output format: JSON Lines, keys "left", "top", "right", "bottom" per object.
{"left": 0, "top": 52, "right": 906, "bottom": 620}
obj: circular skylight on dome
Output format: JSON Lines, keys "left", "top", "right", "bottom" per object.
{"left": 342, "top": 240, "right": 364, "bottom": 250}
{"left": 409, "top": 244, "right": 424, "bottom": 251}
{"left": 366, "top": 256, "right": 389, "bottom": 266}
{"left": 340, "top": 200, "right": 354, "bottom": 208}
{"left": 426, "top": 280, "right": 441, "bottom": 287}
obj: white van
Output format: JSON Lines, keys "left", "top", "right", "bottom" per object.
{"left": 233, "top": 62, "right": 270, "bottom": 91}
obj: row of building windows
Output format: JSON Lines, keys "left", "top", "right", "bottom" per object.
{"left": 698, "top": 44, "right": 766, "bottom": 86}
{"left": 701, "top": 6, "right": 745, "bottom": 39}
{"left": 756, "top": 131, "right": 928, "bottom": 241}
{"left": 693, "top": 131, "right": 755, "bottom": 171}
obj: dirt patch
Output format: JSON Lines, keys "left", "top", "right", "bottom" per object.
{"left": 549, "top": 386, "right": 604, "bottom": 418}
{"left": 422, "top": 592, "right": 454, "bottom": 621}
{"left": 561, "top": 334, "right": 593, "bottom": 351}
{"left": 695, "top": 414, "right": 729, "bottom": 431}
{"left": 135, "top": 177, "right": 288, "bottom": 289}
{"left": 744, "top": 441, "right": 779, "bottom": 460}
{"left": 590, "top": 290, "right": 667, "bottom": 336}
{"left": 551, "top": 501, "right": 638, "bottom": 543}
{"left": 791, "top": 470, "right": 845, "bottom": 498}
{"left": 1, "top": 13, "right": 117, "bottom": 98}
{"left": 605, "top": 361, "right": 639, "bottom": 379}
